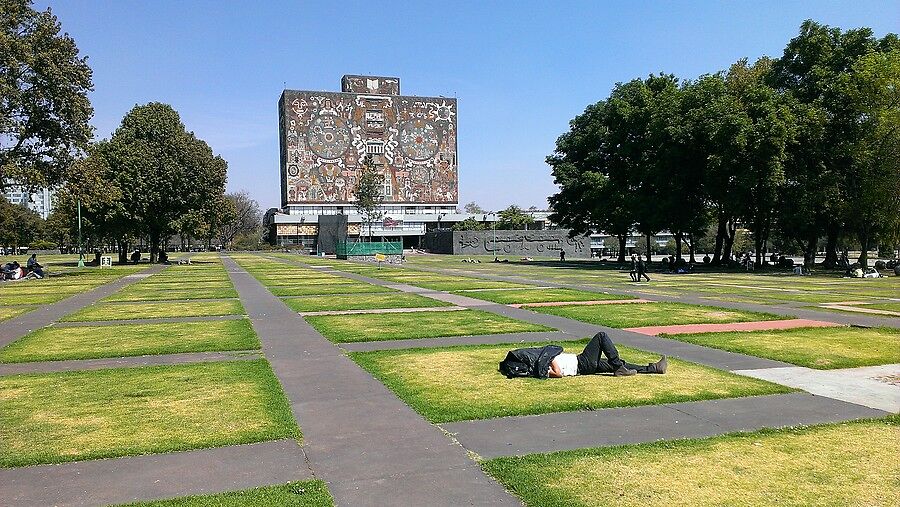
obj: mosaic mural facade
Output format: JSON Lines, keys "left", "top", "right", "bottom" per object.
{"left": 279, "top": 76, "right": 458, "bottom": 207}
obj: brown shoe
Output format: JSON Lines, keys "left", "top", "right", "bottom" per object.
{"left": 614, "top": 365, "right": 637, "bottom": 376}
{"left": 650, "top": 356, "right": 668, "bottom": 374}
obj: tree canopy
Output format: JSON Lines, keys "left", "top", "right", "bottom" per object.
{"left": 548, "top": 20, "right": 899, "bottom": 267}
{"left": 0, "top": 0, "right": 93, "bottom": 190}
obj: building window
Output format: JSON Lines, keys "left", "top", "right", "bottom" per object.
{"left": 366, "top": 140, "right": 384, "bottom": 154}
{"left": 381, "top": 181, "right": 392, "bottom": 198}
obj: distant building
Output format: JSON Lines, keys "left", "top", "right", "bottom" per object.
{"left": 273, "top": 75, "right": 459, "bottom": 250}
{"left": 3, "top": 184, "right": 54, "bottom": 219}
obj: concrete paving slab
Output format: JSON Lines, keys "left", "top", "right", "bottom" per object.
{"left": 819, "top": 304, "right": 900, "bottom": 317}
{"left": 0, "top": 265, "right": 166, "bottom": 348}
{"left": 440, "top": 393, "right": 888, "bottom": 459}
{"left": 340, "top": 331, "right": 574, "bottom": 352}
{"left": 223, "top": 255, "right": 520, "bottom": 506}
{"left": 0, "top": 350, "right": 261, "bottom": 376}
{"left": 624, "top": 318, "right": 844, "bottom": 336}
{"left": 0, "top": 439, "right": 310, "bottom": 507}
{"left": 735, "top": 364, "right": 900, "bottom": 413}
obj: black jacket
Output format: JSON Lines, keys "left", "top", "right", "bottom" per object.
{"left": 499, "top": 345, "right": 564, "bottom": 379}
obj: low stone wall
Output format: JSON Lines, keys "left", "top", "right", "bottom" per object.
{"left": 424, "top": 230, "right": 590, "bottom": 258}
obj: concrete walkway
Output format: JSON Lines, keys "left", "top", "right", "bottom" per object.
{"left": 0, "top": 265, "right": 166, "bottom": 348}
{"left": 624, "top": 318, "right": 843, "bottom": 336}
{"left": 440, "top": 393, "right": 888, "bottom": 459}
{"left": 818, "top": 303, "right": 900, "bottom": 317}
{"left": 223, "top": 255, "right": 519, "bottom": 506}
{"left": 735, "top": 364, "right": 900, "bottom": 413}
{"left": 1, "top": 440, "right": 310, "bottom": 507}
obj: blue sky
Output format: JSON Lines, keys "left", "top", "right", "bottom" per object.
{"left": 38, "top": 0, "right": 898, "bottom": 211}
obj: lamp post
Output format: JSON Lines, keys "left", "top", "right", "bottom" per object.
{"left": 77, "top": 198, "right": 84, "bottom": 268}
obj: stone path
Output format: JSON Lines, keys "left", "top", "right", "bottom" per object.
{"left": 624, "top": 318, "right": 843, "bottom": 336}
{"left": 0, "top": 266, "right": 166, "bottom": 348}
{"left": 440, "top": 393, "right": 888, "bottom": 459}
{"left": 1, "top": 440, "right": 310, "bottom": 507}
{"left": 818, "top": 303, "right": 900, "bottom": 317}
{"left": 222, "top": 255, "right": 519, "bottom": 506}
{"left": 508, "top": 298, "right": 651, "bottom": 308}
{"left": 0, "top": 350, "right": 261, "bottom": 376}
{"left": 735, "top": 364, "right": 900, "bottom": 413}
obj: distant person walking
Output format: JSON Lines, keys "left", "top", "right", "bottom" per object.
{"left": 636, "top": 257, "right": 650, "bottom": 281}
{"left": 629, "top": 254, "right": 638, "bottom": 282}
{"left": 559, "top": 250, "right": 566, "bottom": 262}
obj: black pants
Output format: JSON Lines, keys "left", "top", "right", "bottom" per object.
{"left": 576, "top": 332, "right": 653, "bottom": 374}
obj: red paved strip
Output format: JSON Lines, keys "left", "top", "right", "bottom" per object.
{"left": 625, "top": 318, "right": 844, "bottom": 336}
{"left": 512, "top": 299, "right": 652, "bottom": 308}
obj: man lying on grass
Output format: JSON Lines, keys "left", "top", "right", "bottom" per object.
{"left": 500, "top": 332, "right": 667, "bottom": 378}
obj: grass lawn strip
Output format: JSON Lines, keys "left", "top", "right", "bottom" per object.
{"left": 0, "top": 319, "right": 260, "bottom": 363}
{"left": 0, "top": 359, "right": 300, "bottom": 467}
{"left": 349, "top": 340, "right": 790, "bottom": 422}
{"left": 103, "top": 287, "right": 239, "bottom": 302}
{"left": 664, "top": 326, "right": 900, "bottom": 369}
{"left": 455, "top": 288, "right": 632, "bottom": 305}
{"left": 62, "top": 300, "right": 245, "bottom": 321}
{"left": 307, "top": 309, "right": 553, "bottom": 343}
{"left": 531, "top": 302, "right": 781, "bottom": 329}
{"left": 268, "top": 284, "right": 393, "bottom": 296}
{"left": 283, "top": 292, "right": 449, "bottom": 313}
{"left": 0, "top": 306, "right": 34, "bottom": 322}
{"left": 116, "top": 480, "right": 334, "bottom": 506}
{"left": 482, "top": 415, "right": 899, "bottom": 507}
{"left": 860, "top": 301, "right": 900, "bottom": 312}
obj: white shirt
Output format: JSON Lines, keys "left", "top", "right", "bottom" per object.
{"left": 554, "top": 353, "right": 579, "bottom": 376}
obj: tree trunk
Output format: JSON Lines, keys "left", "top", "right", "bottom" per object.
{"left": 858, "top": 229, "right": 869, "bottom": 269}
{"left": 823, "top": 223, "right": 839, "bottom": 268}
{"left": 149, "top": 231, "right": 160, "bottom": 263}
{"left": 688, "top": 234, "right": 696, "bottom": 263}
{"left": 645, "top": 233, "right": 652, "bottom": 262}
{"left": 722, "top": 221, "right": 736, "bottom": 263}
{"left": 803, "top": 232, "right": 817, "bottom": 269}
{"left": 674, "top": 232, "right": 683, "bottom": 261}
{"left": 117, "top": 239, "right": 129, "bottom": 264}
{"left": 712, "top": 215, "right": 726, "bottom": 265}
{"left": 617, "top": 234, "right": 627, "bottom": 263}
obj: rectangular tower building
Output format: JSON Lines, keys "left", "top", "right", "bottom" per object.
{"left": 273, "top": 75, "right": 460, "bottom": 250}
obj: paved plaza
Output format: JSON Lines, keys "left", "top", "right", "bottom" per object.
{"left": 0, "top": 253, "right": 897, "bottom": 506}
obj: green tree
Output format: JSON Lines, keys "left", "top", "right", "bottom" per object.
{"left": 217, "top": 191, "right": 260, "bottom": 249}
{"left": 353, "top": 155, "right": 385, "bottom": 240}
{"left": 771, "top": 20, "right": 899, "bottom": 267}
{"left": 496, "top": 205, "right": 535, "bottom": 230}
{"left": 0, "top": 197, "right": 43, "bottom": 251}
{"left": 452, "top": 217, "right": 487, "bottom": 231}
{"left": 463, "top": 201, "right": 486, "bottom": 214}
{"left": 1, "top": 0, "right": 93, "bottom": 190}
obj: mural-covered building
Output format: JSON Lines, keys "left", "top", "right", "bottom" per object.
{"left": 272, "top": 75, "right": 462, "bottom": 250}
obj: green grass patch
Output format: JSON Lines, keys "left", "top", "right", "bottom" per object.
{"left": 117, "top": 480, "right": 334, "bottom": 506}
{"left": 0, "top": 360, "right": 300, "bottom": 467}
{"left": 531, "top": 302, "right": 781, "bottom": 328}
{"left": 456, "top": 288, "right": 632, "bottom": 305}
{"left": 0, "top": 319, "right": 260, "bottom": 363}
{"left": 307, "top": 309, "right": 553, "bottom": 343}
{"left": 103, "top": 287, "right": 239, "bottom": 302}
{"left": 283, "top": 292, "right": 449, "bottom": 312}
{"left": 664, "top": 326, "right": 900, "bottom": 369}
{"left": 862, "top": 302, "right": 900, "bottom": 312}
{"left": 350, "top": 340, "right": 790, "bottom": 422}
{"left": 482, "top": 415, "right": 900, "bottom": 507}
{"left": 0, "top": 306, "right": 33, "bottom": 321}
{"left": 255, "top": 276, "right": 359, "bottom": 287}
{"left": 62, "top": 300, "right": 245, "bottom": 321}
{"left": 0, "top": 292, "right": 76, "bottom": 305}
{"left": 268, "top": 284, "right": 392, "bottom": 296}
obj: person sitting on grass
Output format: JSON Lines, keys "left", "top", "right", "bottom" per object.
{"left": 26, "top": 254, "right": 44, "bottom": 278}
{"left": 500, "top": 332, "right": 667, "bottom": 379}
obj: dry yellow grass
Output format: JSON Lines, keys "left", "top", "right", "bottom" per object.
{"left": 484, "top": 417, "right": 900, "bottom": 507}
